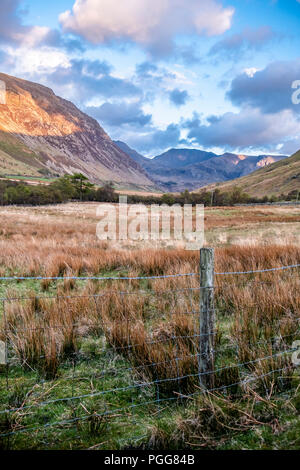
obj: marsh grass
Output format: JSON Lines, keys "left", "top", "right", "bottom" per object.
{"left": 1, "top": 245, "right": 298, "bottom": 398}
{"left": 0, "top": 204, "right": 299, "bottom": 449}
{"left": 144, "top": 385, "right": 300, "bottom": 450}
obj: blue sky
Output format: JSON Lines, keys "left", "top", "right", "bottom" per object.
{"left": 1, "top": 0, "right": 300, "bottom": 156}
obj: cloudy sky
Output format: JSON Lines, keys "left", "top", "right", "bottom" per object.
{"left": 1, "top": 0, "right": 300, "bottom": 156}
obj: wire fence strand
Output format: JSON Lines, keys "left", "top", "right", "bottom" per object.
{"left": 0, "top": 261, "right": 299, "bottom": 282}
{"left": 0, "top": 258, "right": 299, "bottom": 445}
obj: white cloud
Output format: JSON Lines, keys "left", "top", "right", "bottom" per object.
{"left": 243, "top": 67, "right": 260, "bottom": 78}
{"left": 60, "top": 0, "right": 234, "bottom": 54}
{"left": 6, "top": 46, "right": 70, "bottom": 77}
{"left": 18, "top": 26, "right": 51, "bottom": 48}
{"left": 185, "top": 107, "right": 300, "bottom": 150}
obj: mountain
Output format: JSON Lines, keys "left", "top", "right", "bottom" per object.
{"left": 202, "top": 150, "right": 300, "bottom": 197}
{"left": 153, "top": 148, "right": 217, "bottom": 168}
{"left": 151, "top": 150, "right": 287, "bottom": 191}
{"left": 0, "top": 74, "right": 289, "bottom": 193}
{"left": 0, "top": 73, "right": 154, "bottom": 189}
{"left": 114, "top": 140, "right": 149, "bottom": 167}
{"left": 115, "top": 142, "right": 287, "bottom": 192}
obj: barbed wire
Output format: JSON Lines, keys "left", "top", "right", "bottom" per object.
{"left": 1, "top": 279, "right": 299, "bottom": 304}
{"left": 0, "top": 364, "right": 295, "bottom": 439}
{"left": 0, "top": 273, "right": 199, "bottom": 282}
{"left": 0, "top": 347, "right": 295, "bottom": 417}
{"left": 0, "top": 262, "right": 299, "bottom": 282}
{"left": 215, "top": 264, "right": 300, "bottom": 276}
{"left": 0, "top": 261, "right": 299, "bottom": 445}
{"left": 4, "top": 329, "right": 299, "bottom": 376}
{"left": 4, "top": 330, "right": 217, "bottom": 354}
{"left": 0, "top": 286, "right": 202, "bottom": 302}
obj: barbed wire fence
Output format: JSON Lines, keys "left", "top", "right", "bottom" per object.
{"left": 0, "top": 248, "right": 299, "bottom": 446}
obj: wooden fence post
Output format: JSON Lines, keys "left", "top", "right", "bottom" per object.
{"left": 199, "top": 248, "right": 215, "bottom": 390}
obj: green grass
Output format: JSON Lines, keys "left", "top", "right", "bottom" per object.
{"left": 0, "top": 175, "right": 56, "bottom": 182}
{"left": 0, "top": 131, "right": 59, "bottom": 179}
{"left": 141, "top": 387, "right": 300, "bottom": 450}
{"left": 1, "top": 343, "right": 298, "bottom": 450}
{"left": 0, "top": 333, "right": 173, "bottom": 450}
{"left": 0, "top": 271, "right": 299, "bottom": 450}
{"left": 0, "top": 132, "right": 44, "bottom": 169}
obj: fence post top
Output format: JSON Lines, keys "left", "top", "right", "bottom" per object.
{"left": 200, "top": 247, "right": 215, "bottom": 266}
{"left": 200, "top": 247, "right": 215, "bottom": 258}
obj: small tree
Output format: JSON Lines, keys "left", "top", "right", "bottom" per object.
{"left": 50, "top": 175, "right": 77, "bottom": 200}
{"left": 161, "top": 193, "right": 176, "bottom": 205}
{"left": 67, "top": 173, "right": 94, "bottom": 201}
{"left": 228, "top": 187, "right": 249, "bottom": 205}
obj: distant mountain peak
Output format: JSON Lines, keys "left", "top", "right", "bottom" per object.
{"left": 115, "top": 142, "right": 289, "bottom": 192}
{"left": 201, "top": 150, "right": 300, "bottom": 197}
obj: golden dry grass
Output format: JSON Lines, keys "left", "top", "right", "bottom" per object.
{"left": 0, "top": 203, "right": 300, "bottom": 276}
{"left": 0, "top": 202, "right": 299, "bottom": 395}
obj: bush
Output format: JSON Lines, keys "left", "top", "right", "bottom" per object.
{"left": 0, "top": 175, "right": 294, "bottom": 207}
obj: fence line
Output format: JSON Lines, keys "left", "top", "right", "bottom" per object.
{"left": 215, "top": 263, "right": 300, "bottom": 276}
{"left": 0, "top": 261, "right": 299, "bottom": 282}
{"left": 0, "top": 347, "right": 295, "bottom": 417}
{"left": 0, "top": 273, "right": 199, "bottom": 281}
{"left": 0, "top": 286, "right": 202, "bottom": 302}
{"left": 0, "top": 365, "right": 295, "bottom": 439}
{"left": 5, "top": 328, "right": 297, "bottom": 358}
{"left": 0, "top": 248, "right": 299, "bottom": 446}
{"left": 3, "top": 330, "right": 298, "bottom": 391}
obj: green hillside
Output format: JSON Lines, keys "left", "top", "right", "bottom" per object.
{"left": 0, "top": 131, "right": 52, "bottom": 178}
{"left": 202, "top": 150, "right": 300, "bottom": 197}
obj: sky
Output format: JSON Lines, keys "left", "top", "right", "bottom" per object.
{"left": 1, "top": 0, "right": 300, "bottom": 157}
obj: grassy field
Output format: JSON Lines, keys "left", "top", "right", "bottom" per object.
{"left": 0, "top": 202, "right": 299, "bottom": 450}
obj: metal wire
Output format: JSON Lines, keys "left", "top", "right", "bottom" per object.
{"left": 0, "top": 347, "right": 295, "bottom": 416}
{"left": 0, "top": 272, "right": 199, "bottom": 281}
{"left": 215, "top": 264, "right": 300, "bottom": 276}
{"left": 4, "top": 329, "right": 297, "bottom": 387}
{"left": 0, "top": 286, "right": 202, "bottom": 302}
{"left": 0, "top": 364, "right": 294, "bottom": 438}
{"left": 0, "top": 261, "right": 299, "bottom": 282}
{"left": 0, "top": 262, "right": 299, "bottom": 444}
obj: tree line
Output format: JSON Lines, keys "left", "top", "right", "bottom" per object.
{"left": 0, "top": 173, "right": 298, "bottom": 206}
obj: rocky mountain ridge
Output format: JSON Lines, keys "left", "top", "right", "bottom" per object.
{"left": 0, "top": 73, "right": 154, "bottom": 189}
